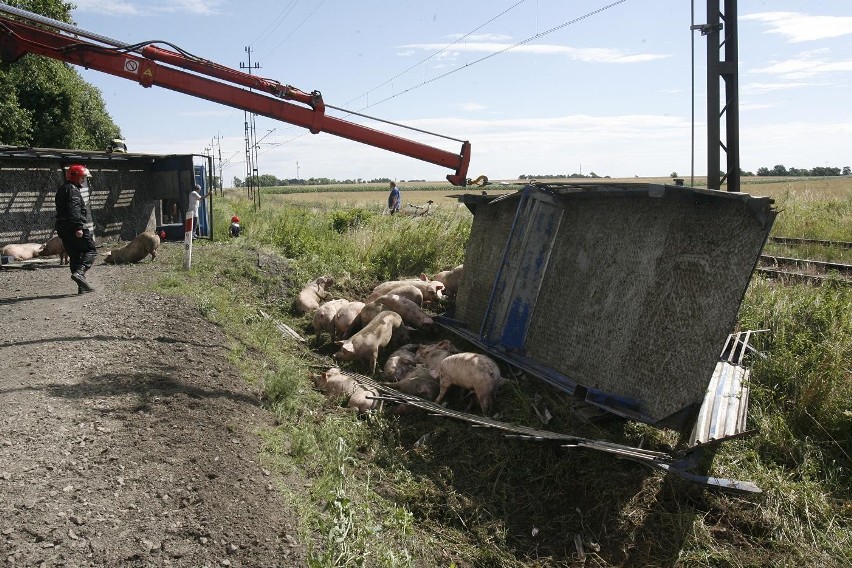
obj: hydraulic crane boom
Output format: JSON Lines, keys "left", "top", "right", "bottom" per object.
{"left": 0, "top": 4, "right": 471, "bottom": 186}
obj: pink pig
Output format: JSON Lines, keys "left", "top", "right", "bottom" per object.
{"left": 433, "top": 352, "right": 504, "bottom": 414}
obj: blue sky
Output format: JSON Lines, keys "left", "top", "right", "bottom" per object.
{"left": 60, "top": 0, "right": 852, "bottom": 183}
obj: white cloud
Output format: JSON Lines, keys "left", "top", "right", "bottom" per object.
{"left": 748, "top": 49, "right": 852, "bottom": 80}
{"left": 739, "top": 102, "right": 780, "bottom": 111}
{"left": 447, "top": 33, "right": 513, "bottom": 42}
{"left": 740, "top": 81, "right": 823, "bottom": 95}
{"left": 73, "top": 0, "right": 223, "bottom": 17}
{"left": 456, "top": 103, "right": 488, "bottom": 112}
{"left": 399, "top": 42, "right": 669, "bottom": 64}
{"left": 743, "top": 12, "right": 852, "bottom": 43}
{"left": 72, "top": 0, "right": 139, "bottom": 16}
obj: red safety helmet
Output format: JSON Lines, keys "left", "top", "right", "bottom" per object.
{"left": 231, "top": 216, "right": 240, "bottom": 223}
{"left": 65, "top": 164, "right": 91, "bottom": 181}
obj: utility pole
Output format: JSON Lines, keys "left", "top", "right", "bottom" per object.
{"left": 214, "top": 133, "right": 223, "bottom": 194}
{"left": 296, "top": 161, "right": 300, "bottom": 180}
{"left": 240, "top": 46, "right": 261, "bottom": 209}
{"left": 695, "top": 0, "right": 740, "bottom": 192}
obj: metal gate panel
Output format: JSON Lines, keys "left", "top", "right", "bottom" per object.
{"left": 480, "top": 187, "right": 563, "bottom": 350}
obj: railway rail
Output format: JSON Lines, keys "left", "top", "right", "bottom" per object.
{"left": 757, "top": 236, "right": 852, "bottom": 284}
{"left": 756, "top": 254, "right": 852, "bottom": 284}
{"left": 768, "top": 236, "right": 852, "bottom": 249}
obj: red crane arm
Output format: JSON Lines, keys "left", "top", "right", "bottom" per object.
{"left": 0, "top": 14, "right": 471, "bottom": 186}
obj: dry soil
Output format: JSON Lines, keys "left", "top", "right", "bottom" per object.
{"left": 0, "top": 249, "right": 307, "bottom": 567}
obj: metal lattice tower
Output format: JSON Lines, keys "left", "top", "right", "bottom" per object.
{"left": 700, "top": 0, "right": 740, "bottom": 192}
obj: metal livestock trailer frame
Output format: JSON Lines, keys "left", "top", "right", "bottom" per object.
{"left": 427, "top": 181, "right": 776, "bottom": 492}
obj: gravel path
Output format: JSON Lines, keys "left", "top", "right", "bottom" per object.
{"left": 0, "top": 249, "right": 306, "bottom": 567}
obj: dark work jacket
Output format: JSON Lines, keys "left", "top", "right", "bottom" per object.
{"left": 55, "top": 181, "right": 88, "bottom": 230}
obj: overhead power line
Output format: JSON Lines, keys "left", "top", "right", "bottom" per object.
{"left": 365, "top": 0, "right": 629, "bottom": 110}
{"left": 257, "top": 1, "right": 628, "bottom": 159}
{"left": 253, "top": 0, "right": 301, "bottom": 51}
{"left": 342, "top": 0, "right": 529, "bottom": 108}
{"left": 259, "top": 0, "right": 328, "bottom": 62}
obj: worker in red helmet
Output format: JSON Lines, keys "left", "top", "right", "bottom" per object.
{"left": 55, "top": 164, "right": 97, "bottom": 294}
{"left": 229, "top": 215, "right": 241, "bottom": 237}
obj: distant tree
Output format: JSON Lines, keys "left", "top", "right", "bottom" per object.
{"left": 0, "top": 0, "right": 122, "bottom": 150}
{"left": 811, "top": 166, "right": 841, "bottom": 177}
{"left": 843, "top": 166, "right": 851, "bottom": 176}
{"left": 670, "top": 172, "right": 678, "bottom": 178}
{"left": 257, "top": 174, "right": 279, "bottom": 187}
{"left": 771, "top": 164, "right": 788, "bottom": 176}
{"left": 233, "top": 177, "right": 243, "bottom": 188}
{"left": 756, "top": 167, "right": 770, "bottom": 176}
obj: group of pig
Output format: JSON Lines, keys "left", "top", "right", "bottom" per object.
{"left": 1, "top": 236, "right": 68, "bottom": 264}
{"left": 1, "top": 231, "right": 161, "bottom": 266}
{"left": 298, "top": 265, "right": 506, "bottom": 416}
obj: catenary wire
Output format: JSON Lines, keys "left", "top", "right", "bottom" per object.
{"left": 262, "top": 0, "right": 629, "bottom": 155}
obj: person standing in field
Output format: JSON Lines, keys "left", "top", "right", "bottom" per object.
{"left": 387, "top": 181, "right": 401, "bottom": 214}
{"left": 188, "top": 184, "right": 203, "bottom": 237}
{"left": 55, "top": 164, "right": 97, "bottom": 294}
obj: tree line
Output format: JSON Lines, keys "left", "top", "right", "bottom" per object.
{"left": 233, "top": 175, "right": 410, "bottom": 188}
{"left": 0, "top": 1, "right": 121, "bottom": 151}
{"left": 754, "top": 165, "right": 850, "bottom": 177}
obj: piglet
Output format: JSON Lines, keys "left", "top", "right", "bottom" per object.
{"left": 104, "top": 232, "right": 160, "bottom": 264}
{"left": 347, "top": 385, "right": 381, "bottom": 413}
{"left": 432, "top": 264, "right": 463, "bottom": 299}
{"left": 334, "top": 310, "right": 403, "bottom": 375}
{"left": 383, "top": 343, "right": 419, "bottom": 382}
{"left": 312, "top": 299, "right": 350, "bottom": 343}
{"left": 294, "top": 275, "right": 334, "bottom": 315}
{"left": 395, "top": 365, "right": 440, "bottom": 400}
{"left": 374, "top": 293, "right": 433, "bottom": 328}
{"left": 433, "top": 352, "right": 504, "bottom": 414}
{"left": 335, "top": 300, "right": 365, "bottom": 339}
{"left": 311, "top": 367, "right": 356, "bottom": 399}
{"left": 1, "top": 243, "right": 42, "bottom": 261}
{"left": 38, "top": 236, "right": 68, "bottom": 265}
{"left": 384, "top": 284, "right": 423, "bottom": 306}
{"left": 415, "top": 339, "right": 459, "bottom": 371}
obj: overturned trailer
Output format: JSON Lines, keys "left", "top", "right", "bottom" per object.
{"left": 0, "top": 145, "right": 212, "bottom": 247}
{"left": 430, "top": 181, "right": 776, "bottom": 491}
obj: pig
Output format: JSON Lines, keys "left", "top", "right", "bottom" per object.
{"left": 384, "top": 284, "right": 423, "bottom": 306}
{"left": 415, "top": 339, "right": 459, "bottom": 371}
{"left": 312, "top": 299, "right": 350, "bottom": 343}
{"left": 37, "top": 236, "right": 68, "bottom": 265}
{"left": 1, "top": 243, "right": 42, "bottom": 261}
{"left": 310, "top": 367, "right": 357, "bottom": 399}
{"left": 374, "top": 293, "right": 433, "bottom": 328}
{"left": 104, "top": 232, "right": 160, "bottom": 264}
{"left": 395, "top": 365, "right": 440, "bottom": 400}
{"left": 294, "top": 275, "right": 334, "bottom": 315}
{"left": 433, "top": 352, "right": 504, "bottom": 414}
{"left": 335, "top": 300, "right": 365, "bottom": 339}
{"left": 334, "top": 310, "right": 403, "bottom": 375}
{"left": 347, "top": 385, "right": 381, "bottom": 413}
{"left": 365, "top": 274, "right": 444, "bottom": 304}
{"left": 383, "top": 343, "right": 420, "bottom": 381}
{"left": 359, "top": 301, "right": 386, "bottom": 327}
{"left": 432, "top": 264, "right": 463, "bottom": 299}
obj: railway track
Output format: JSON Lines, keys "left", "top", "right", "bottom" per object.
{"left": 756, "top": 236, "right": 852, "bottom": 284}
{"left": 756, "top": 254, "right": 852, "bottom": 284}
{"left": 768, "top": 236, "right": 852, "bottom": 249}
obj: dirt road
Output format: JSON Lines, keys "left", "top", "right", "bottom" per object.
{"left": 0, "top": 253, "right": 306, "bottom": 566}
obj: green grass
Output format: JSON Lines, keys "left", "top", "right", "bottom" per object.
{"left": 143, "top": 185, "right": 852, "bottom": 567}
